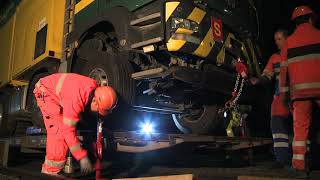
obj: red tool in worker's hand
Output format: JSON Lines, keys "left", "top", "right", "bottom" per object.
{"left": 94, "top": 119, "right": 107, "bottom": 180}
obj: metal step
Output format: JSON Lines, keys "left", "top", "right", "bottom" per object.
{"left": 132, "top": 105, "right": 184, "bottom": 114}
{"left": 131, "top": 37, "right": 163, "bottom": 49}
{"left": 131, "top": 67, "right": 165, "bottom": 80}
{"left": 130, "top": 12, "right": 161, "bottom": 26}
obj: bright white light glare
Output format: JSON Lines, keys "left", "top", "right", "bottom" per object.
{"left": 224, "top": 112, "right": 227, "bottom": 118}
{"left": 141, "top": 122, "right": 154, "bottom": 134}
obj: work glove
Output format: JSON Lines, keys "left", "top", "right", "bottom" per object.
{"left": 80, "top": 156, "right": 93, "bottom": 174}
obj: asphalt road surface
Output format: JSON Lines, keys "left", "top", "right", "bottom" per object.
{"left": 1, "top": 144, "right": 320, "bottom": 180}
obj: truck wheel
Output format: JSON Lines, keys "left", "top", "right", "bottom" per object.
{"left": 73, "top": 38, "right": 135, "bottom": 129}
{"left": 172, "top": 105, "right": 218, "bottom": 134}
{"left": 26, "top": 72, "right": 50, "bottom": 128}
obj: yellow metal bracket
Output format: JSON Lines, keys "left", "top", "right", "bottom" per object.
{"left": 226, "top": 110, "right": 241, "bottom": 137}
{"left": 9, "top": 80, "right": 28, "bottom": 87}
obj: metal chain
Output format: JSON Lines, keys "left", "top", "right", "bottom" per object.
{"left": 218, "top": 76, "right": 245, "bottom": 114}
{"left": 234, "top": 74, "right": 240, "bottom": 93}
{"left": 218, "top": 58, "right": 246, "bottom": 113}
{"left": 231, "top": 78, "right": 245, "bottom": 107}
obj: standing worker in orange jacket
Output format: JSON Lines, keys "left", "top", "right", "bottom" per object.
{"left": 251, "top": 29, "right": 291, "bottom": 168}
{"left": 33, "top": 73, "right": 117, "bottom": 176}
{"left": 279, "top": 6, "right": 320, "bottom": 172}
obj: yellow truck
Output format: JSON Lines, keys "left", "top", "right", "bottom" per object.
{"left": 0, "top": 0, "right": 264, "bottom": 135}
{"left": 0, "top": 0, "right": 65, "bottom": 134}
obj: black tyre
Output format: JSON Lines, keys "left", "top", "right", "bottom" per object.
{"left": 26, "top": 72, "right": 51, "bottom": 128}
{"left": 172, "top": 105, "right": 218, "bottom": 134}
{"left": 73, "top": 37, "right": 136, "bottom": 129}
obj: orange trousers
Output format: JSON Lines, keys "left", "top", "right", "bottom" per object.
{"left": 34, "top": 82, "right": 68, "bottom": 174}
{"left": 292, "top": 99, "right": 320, "bottom": 170}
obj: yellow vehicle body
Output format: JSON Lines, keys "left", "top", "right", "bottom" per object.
{"left": 0, "top": 0, "right": 65, "bottom": 87}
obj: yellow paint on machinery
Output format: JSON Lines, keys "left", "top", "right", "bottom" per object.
{"left": 193, "top": 28, "right": 214, "bottom": 57}
{"left": 0, "top": 15, "right": 15, "bottom": 87}
{"left": 187, "top": 7, "right": 206, "bottom": 24}
{"left": 75, "top": 0, "right": 95, "bottom": 15}
{"left": 216, "top": 33, "right": 253, "bottom": 74}
{"left": 0, "top": 0, "right": 65, "bottom": 87}
{"left": 166, "top": 2, "right": 207, "bottom": 52}
{"left": 165, "top": 2, "right": 180, "bottom": 22}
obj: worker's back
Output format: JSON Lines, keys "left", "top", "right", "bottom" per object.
{"left": 287, "top": 23, "right": 320, "bottom": 47}
{"left": 285, "top": 23, "right": 320, "bottom": 100}
{"left": 39, "top": 73, "right": 97, "bottom": 110}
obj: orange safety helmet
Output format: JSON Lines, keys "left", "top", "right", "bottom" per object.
{"left": 291, "top": 6, "right": 314, "bottom": 20}
{"left": 94, "top": 86, "right": 117, "bottom": 116}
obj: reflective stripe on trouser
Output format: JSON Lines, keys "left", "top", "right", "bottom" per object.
{"left": 271, "top": 96, "right": 291, "bottom": 164}
{"left": 42, "top": 130, "right": 68, "bottom": 173}
{"left": 271, "top": 115, "right": 291, "bottom": 164}
{"left": 41, "top": 168, "right": 59, "bottom": 175}
{"left": 42, "top": 129, "right": 68, "bottom": 173}
{"left": 42, "top": 158, "right": 66, "bottom": 174}
{"left": 292, "top": 99, "right": 320, "bottom": 170}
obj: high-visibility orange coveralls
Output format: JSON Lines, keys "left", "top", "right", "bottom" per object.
{"left": 263, "top": 53, "right": 291, "bottom": 165}
{"left": 280, "top": 23, "right": 320, "bottom": 170}
{"left": 33, "top": 73, "right": 97, "bottom": 174}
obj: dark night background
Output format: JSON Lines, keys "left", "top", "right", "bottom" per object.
{"left": 259, "top": 0, "right": 320, "bottom": 62}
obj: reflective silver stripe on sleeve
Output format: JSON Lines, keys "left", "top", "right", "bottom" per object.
{"left": 288, "top": 53, "right": 320, "bottom": 65}
{"left": 70, "top": 143, "right": 81, "bottom": 153}
{"left": 292, "top": 82, "right": 320, "bottom": 91}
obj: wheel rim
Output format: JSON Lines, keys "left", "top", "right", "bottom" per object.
{"left": 172, "top": 106, "right": 206, "bottom": 133}
{"left": 89, "top": 68, "right": 109, "bottom": 86}
{"left": 172, "top": 114, "right": 191, "bottom": 133}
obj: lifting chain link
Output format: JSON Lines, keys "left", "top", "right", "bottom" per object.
{"left": 218, "top": 68, "right": 245, "bottom": 114}
{"left": 231, "top": 76, "right": 245, "bottom": 107}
